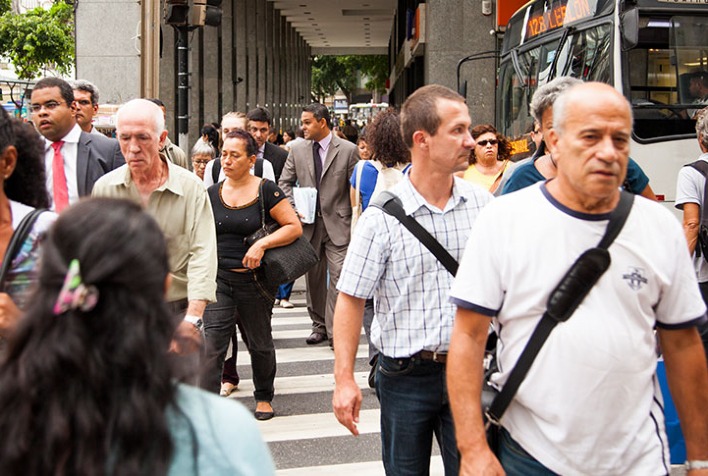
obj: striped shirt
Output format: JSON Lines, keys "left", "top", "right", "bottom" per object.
{"left": 337, "top": 175, "right": 492, "bottom": 358}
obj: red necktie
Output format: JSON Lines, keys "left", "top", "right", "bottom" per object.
{"left": 51, "top": 141, "right": 69, "bottom": 213}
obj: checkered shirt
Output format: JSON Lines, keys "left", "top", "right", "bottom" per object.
{"left": 337, "top": 175, "right": 492, "bottom": 358}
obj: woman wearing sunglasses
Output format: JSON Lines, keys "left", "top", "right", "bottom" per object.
{"left": 461, "top": 124, "right": 513, "bottom": 195}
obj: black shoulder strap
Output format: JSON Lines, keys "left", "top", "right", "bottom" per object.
{"left": 487, "top": 191, "right": 634, "bottom": 425}
{"left": 371, "top": 191, "right": 458, "bottom": 276}
{"left": 255, "top": 158, "right": 264, "bottom": 178}
{"left": 212, "top": 158, "right": 221, "bottom": 183}
{"left": 0, "top": 208, "right": 46, "bottom": 289}
{"left": 687, "top": 161, "right": 708, "bottom": 228}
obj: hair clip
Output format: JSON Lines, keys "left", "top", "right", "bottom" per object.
{"left": 53, "top": 259, "right": 99, "bottom": 315}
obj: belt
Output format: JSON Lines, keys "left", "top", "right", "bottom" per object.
{"left": 413, "top": 350, "right": 447, "bottom": 364}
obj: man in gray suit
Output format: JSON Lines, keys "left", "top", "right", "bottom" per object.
{"left": 279, "top": 103, "right": 360, "bottom": 346}
{"left": 30, "top": 77, "right": 124, "bottom": 212}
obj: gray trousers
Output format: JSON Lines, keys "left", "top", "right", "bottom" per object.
{"left": 305, "top": 217, "right": 348, "bottom": 338}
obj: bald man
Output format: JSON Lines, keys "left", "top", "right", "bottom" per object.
{"left": 447, "top": 83, "right": 708, "bottom": 475}
{"left": 92, "top": 99, "right": 217, "bottom": 359}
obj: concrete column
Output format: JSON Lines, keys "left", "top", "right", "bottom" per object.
{"left": 425, "top": 0, "right": 496, "bottom": 124}
{"left": 265, "top": 2, "right": 275, "bottom": 114}
{"left": 255, "top": 0, "right": 266, "bottom": 108}
{"left": 245, "top": 0, "right": 257, "bottom": 110}
{"left": 234, "top": 0, "right": 247, "bottom": 113}
{"left": 75, "top": 0, "right": 141, "bottom": 104}
{"left": 221, "top": 0, "right": 234, "bottom": 114}
{"left": 273, "top": 14, "right": 283, "bottom": 130}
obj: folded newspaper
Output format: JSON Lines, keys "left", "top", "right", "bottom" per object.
{"left": 293, "top": 187, "right": 318, "bottom": 224}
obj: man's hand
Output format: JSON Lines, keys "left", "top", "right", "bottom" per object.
{"left": 169, "top": 319, "right": 203, "bottom": 354}
{"left": 0, "top": 292, "right": 22, "bottom": 338}
{"left": 332, "top": 377, "right": 363, "bottom": 435}
{"left": 459, "top": 447, "right": 505, "bottom": 476}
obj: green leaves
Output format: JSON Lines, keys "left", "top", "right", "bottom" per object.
{"left": 0, "top": 0, "right": 75, "bottom": 79}
{"left": 311, "top": 55, "right": 388, "bottom": 103}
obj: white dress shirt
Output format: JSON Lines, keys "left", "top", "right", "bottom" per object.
{"left": 43, "top": 124, "right": 82, "bottom": 211}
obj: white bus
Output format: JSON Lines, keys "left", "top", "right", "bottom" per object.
{"left": 348, "top": 102, "right": 389, "bottom": 126}
{"left": 495, "top": 0, "right": 707, "bottom": 208}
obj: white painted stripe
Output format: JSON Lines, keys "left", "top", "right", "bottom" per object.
{"left": 257, "top": 408, "right": 380, "bottom": 442}
{"left": 229, "top": 371, "right": 369, "bottom": 397}
{"left": 267, "top": 328, "right": 364, "bottom": 341}
{"left": 236, "top": 344, "right": 368, "bottom": 365}
{"left": 272, "top": 307, "right": 308, "bottom": 314}
{"left": 271, "top": 316, "right": 312, "bottom": 327}
{"left": 275, "top": 457, "right": 445, "bottom": 475}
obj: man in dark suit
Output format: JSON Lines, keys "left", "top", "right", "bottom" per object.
{"left": 247, "top": 107, "right": 289, "bottom": 182}
{"left": 279, "top": 103, "right": 360, "bottom": 346}
{"left": 29, "top": 77, "right": 124, "bottom": 212}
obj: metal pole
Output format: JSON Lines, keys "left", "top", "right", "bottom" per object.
{"left": 175, "top": 25, "right": 190, "bottom": 151}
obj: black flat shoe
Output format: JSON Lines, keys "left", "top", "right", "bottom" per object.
{"left": 255, "top": 402, "right": 274, "bottom": 421}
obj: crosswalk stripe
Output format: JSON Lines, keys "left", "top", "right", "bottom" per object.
{"left": 236, "top": 344, "right": 368, "bottom": 365}
{"left": 275, "top": 457, "right": 446, "bottom": 475}
{"left": 256, "top": 408, "right": 381, "bottom": 442}
{"left": 271, "top": 316, "right": 313, "bottom": 327}
{"left": 230, "top": 371, "right": 370, "bottom": 397}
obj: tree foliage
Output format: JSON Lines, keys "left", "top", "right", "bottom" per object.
{"left": 311, "top": 55, "right": 388, "bottom": 103}
{"left": 0, "top": 0, "right": 75, "bottom": 79}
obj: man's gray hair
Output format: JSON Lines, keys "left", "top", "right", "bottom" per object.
{"left": 191, "top": 137, "right": 216, "bottom": 158}
{"left": 530, "top": 76, "right": 583, "bottom": 123}
{"left": 71, "top": 79, "right": 100, "bottom": 106}
{"left": 696, "top": 106, "right": 708, "bottom": 150}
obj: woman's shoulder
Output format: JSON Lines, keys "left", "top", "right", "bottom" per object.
{"left": 169, "top": 384, "right": 274, "bottom": 475}
{"left": 9, "top": 201, "right": 57, "bottom": 234}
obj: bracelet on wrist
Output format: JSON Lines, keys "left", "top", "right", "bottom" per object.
{"left": 686, "top": 460, "right": 708, "bottom": 471}
{"left": 184, "top": 314, "right": 204, "bottom": 332}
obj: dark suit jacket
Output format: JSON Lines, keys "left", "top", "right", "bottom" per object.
{"left": 264, "top": 141, "right": 289, "bottom": 182}
{"left": 279, "top": 133, "right": 360, "bottom": 247}
{"left": 77, "top": 131, "right": 125, "bottom": 196}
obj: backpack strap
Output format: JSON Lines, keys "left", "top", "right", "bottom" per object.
{"left": 212, "top": 158, "right": 222, "bottom": 183}
{"left": 686, "top": 161, "right": 708, "bottom": 257}
{"left": 254, "top": 158, "right": 264, "bottom": 178}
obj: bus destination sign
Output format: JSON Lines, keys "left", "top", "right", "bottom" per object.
{"left": 526, "top": 0, "right": 594, "bottom": 39}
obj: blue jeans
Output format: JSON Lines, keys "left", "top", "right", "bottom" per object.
{"left": 376, "top": 355, "right": 459, "bottom": 476}
{"left": 499, "top": 427, "right": 558, "bottom": 476}
{"left": 276, "top": 281, "right": 294, "bottom": 300}
{"left": 202, "top": 269, "right": 277, "bottom": 402}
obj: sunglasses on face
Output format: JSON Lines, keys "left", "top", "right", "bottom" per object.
{"left": 477, "top": 139, "right": 498, "bottom": 146}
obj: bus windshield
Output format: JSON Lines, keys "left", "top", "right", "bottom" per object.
{"left": 627, "top": 14, "right": 708, "bottom": 142}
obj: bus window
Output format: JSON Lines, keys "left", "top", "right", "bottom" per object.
{"left": 556, "top": 24, "right": 612, "bottom": 82}
{"left": 627, "top": 14, "right": 708, "bottom": 141}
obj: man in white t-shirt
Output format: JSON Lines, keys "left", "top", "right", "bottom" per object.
{"left": 447, "top": 83, "right": 708, "bottom": 476}
{"left": 676, "top": 105, "right": 708, "bottom": 361}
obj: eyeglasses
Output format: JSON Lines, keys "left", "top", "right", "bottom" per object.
{"left": 192, "top": 159, "right": 211, "bottom": 166}
{"left": 477, "top": 139, "right": 498, "bottom": 146}
{"left": 30, "top": 101, "right": 65, "bottom": 113}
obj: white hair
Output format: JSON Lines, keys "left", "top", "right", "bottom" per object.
{"left": 116, "top": 99, "right": 165, "bottom": 136}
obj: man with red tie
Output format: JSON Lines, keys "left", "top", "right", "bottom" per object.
{"left": 29, "top": 77, "right": 124, "bottom": 213}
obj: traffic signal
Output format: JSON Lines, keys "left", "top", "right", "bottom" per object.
{"left": 191, "top": 0, "right": 222, "bottom": 27}
{"left": 164, "top": 0, "right": 190, "bottom": 25}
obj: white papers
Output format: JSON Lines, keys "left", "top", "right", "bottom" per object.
{"left": 293, "top": 187, "right": 318, "bottom": 224}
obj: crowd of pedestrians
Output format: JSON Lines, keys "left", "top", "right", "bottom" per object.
{"left": 0, "top": 74, "right": 707, "bottom": 476}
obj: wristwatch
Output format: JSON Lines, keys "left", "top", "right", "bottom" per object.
{"left": 686, "top": 460, "right": 708, "bottom": 471}
{"left": 184, "top": 314, "right": 204, "bottom": 332}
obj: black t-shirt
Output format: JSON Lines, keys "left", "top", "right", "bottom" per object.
{"left": 207, "top": 179, "right": 286, "bottom": 269}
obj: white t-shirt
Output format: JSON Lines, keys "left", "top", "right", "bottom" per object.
{"left": 675, "top": 152, "right": 708, "bottom": 282}
{"left": 450, "top": 182, "right": 706, "bottom": 476}
{"left": 202, "top": 157, "right": 275, "bottom": 187}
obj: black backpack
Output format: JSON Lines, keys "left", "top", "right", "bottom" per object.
{"left": 212, "top": 157, "right": 264, "bottom": 183}
{"left": 687, "top": 160, "right": 708, "bottom": 260}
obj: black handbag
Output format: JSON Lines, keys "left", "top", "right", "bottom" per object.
{"left": 244, "top": 180, "right": 318, "bottom": 287}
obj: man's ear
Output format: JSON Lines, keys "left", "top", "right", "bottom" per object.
{"left": 412, "top": 130, "right": 428, "bottom": 150}
{"left": 159, "top": 130, "right": 169, "bottom": 149}
{"left": 546, "top": 128, "right": 560, "bottom": 156}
